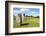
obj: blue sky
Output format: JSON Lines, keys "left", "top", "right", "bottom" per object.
{"left": 13, "top": 8, "right": 40, "bottom": 16}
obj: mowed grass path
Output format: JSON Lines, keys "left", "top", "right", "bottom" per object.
{"left": 14, "top": 16, "right": 40, "bottom": 28}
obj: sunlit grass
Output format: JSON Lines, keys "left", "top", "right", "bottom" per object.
{"left": 13, "top": 16, "right": 40, "bottom": 28}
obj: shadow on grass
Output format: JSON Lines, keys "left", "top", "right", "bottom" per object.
{"left": 21, "top": 23, "right": 29, "bottom": 26}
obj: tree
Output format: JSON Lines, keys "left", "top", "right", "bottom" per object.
{"left": 36, "top": 16, "right": 39, "bottom": 18}
{"left": 23, "top": 13, "right": 25, "bottom": 16}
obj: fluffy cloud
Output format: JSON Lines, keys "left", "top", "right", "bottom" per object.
{"left": 13, "top": 8, "right": 40, "bottom": 16}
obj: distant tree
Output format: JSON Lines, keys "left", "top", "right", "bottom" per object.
{"left": 36, "top": 16, "right": 39, "bottom": 18}
{"left": 23, "top": 13, "right": 25, "bottom": 16}
{"left": 26, "top": 15, "right": 28, "bottom": 16}
{"left": 31, "top": 15, "right": 33, "bottom": 17}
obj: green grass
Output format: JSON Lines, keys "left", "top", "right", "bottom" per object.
{"left": 13, "top": 16, "right": 40, "bottom": 28}
{"left": 13, "top": 16, "right": 16, "bottom": 27}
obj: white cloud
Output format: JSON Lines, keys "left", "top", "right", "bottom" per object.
{"left": 13, "top": 8, "right": 31, "bottom": 14}
{"left": 20, "top": 8, "right": 30, "bottom": 13}
{"left": 31, "top": 11, "right": 35, "bottom": 13}
{"left": 20, "top": 8, "right": 25, "bottom": 11}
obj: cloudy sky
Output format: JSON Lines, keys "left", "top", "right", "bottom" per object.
{"left": 13, "top": 8, "right": 40, "bottom": 16}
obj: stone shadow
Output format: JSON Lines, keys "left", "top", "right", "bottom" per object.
{"left": 21, "top": 23, "right": 29, "bottom": 26}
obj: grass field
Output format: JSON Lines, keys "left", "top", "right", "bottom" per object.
{"left": 13, "top": 16, "right": 40, "bottom": 28}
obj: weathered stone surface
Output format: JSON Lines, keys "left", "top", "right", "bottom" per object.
{"left": 16, "top": 14, "right": 22, "bottom": 26}
{"left": 22, "top": 14, "right": 24, "bottom": 23}
{"left": 16, "top": 14, "right": 21, "bottom": 26}
{"left": 16, "top": 13, "right": 24, "bottom": 26}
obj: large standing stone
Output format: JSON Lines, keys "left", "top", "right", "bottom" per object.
{"left": 16, "top": 13, "right": 22, "bottom": 26}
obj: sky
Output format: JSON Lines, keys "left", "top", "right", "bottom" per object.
{"left": 13, "top": 8, "right": 40, "bottom": 16}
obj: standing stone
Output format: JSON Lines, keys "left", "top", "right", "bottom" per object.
{"left": 16, "top": 13, "right": 22, "bottom": 26}
{"left": 22, "top": 14, "right": 24, "bottom": 23}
